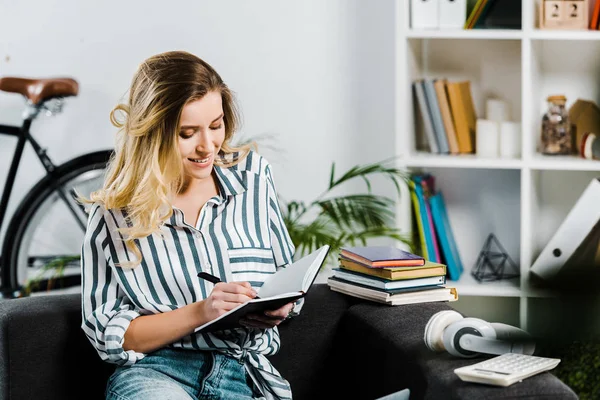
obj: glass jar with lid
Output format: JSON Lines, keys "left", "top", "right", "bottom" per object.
{"left": 541, "top": 95, "right": 572, "bottom": 155}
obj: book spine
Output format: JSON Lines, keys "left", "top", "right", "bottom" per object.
{"left": 414, "top": 79, "right": 440, "bottom": 153}
{"left": 434, "top": 79, "right": 460, "bottom": 154}
{"left": 424, "top": 79, "right": 450, "bottom": 154}
{"left": 430, "top": 192, "right": 464, "bottom": 281}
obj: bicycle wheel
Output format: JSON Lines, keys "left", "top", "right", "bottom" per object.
{"left": 1, "top": 150, "right": 113, "bottom": 297}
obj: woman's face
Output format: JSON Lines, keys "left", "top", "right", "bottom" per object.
{"left": 178, "top": 91, "right": 226, "bottom": 183}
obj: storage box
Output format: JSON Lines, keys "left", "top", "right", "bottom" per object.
{"left": 411, "top": 0, "right": 439, "bottom": 29}
{"left": 439, "top": 0, "right": 467, "bottom": 29}
{"left": 540, "top": 0, "right": 589, "bottom": 29}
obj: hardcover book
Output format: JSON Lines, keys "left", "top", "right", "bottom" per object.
{"left": 339, "top": 258, "right": 446, "bottom": 280}
{"left": 331, "top": 268, "right": 446, "bottom": 291}
{"left": 339, "top": 246, "right": 425, "bottom": 268}
{"left": 327, "top": 276, "right": 458, "bottom": 306}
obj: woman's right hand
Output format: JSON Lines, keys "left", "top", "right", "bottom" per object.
{"left": 202, "top": 282, "right": 257, "bottom": 321}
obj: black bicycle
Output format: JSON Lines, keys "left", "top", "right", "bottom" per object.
{"left": 0, "top": 76, "right": 113, "bottom": 298}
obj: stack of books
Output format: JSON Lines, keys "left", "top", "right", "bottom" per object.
{"left": 327, "top": 246, "right": 458, "bottom": 306}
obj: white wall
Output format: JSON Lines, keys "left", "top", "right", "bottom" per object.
{"left": 0, "top": 0, "right": 397, "bottom": 247}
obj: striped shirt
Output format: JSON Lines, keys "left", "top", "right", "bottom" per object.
{"left": 81, "top": 151, "right": 296, "bottom": 400}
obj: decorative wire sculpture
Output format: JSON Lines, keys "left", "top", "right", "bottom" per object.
{"left": 472, "top": 233, "right": 520, "bottom": 282}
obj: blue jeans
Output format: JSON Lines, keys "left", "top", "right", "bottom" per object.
{"left": 105, "top": 348, "right": 259, "bottom": 400}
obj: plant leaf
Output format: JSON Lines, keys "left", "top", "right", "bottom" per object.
{"left": 329, "top": 162, "right": 335, "bottom": 189}
{"left": 328, "top": 158, "right": 408, "bottom": 196}
{"left": 286, "top": 217, "right": 340, "bottom": 259}
{"left": 315, "top": 194, "right": 396, "bottom": 230}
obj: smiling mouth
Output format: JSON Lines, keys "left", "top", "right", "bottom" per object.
{"left": 188, "top": 156, "right": 211, "bottom": 164}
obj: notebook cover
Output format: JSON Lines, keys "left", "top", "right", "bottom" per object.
{"left": 339, "top": 246, "right": 425, "bottom": 267}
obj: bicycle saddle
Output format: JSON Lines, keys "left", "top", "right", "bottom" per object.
{"left": 0, "top": 77, "right": 78, "bottom": 105}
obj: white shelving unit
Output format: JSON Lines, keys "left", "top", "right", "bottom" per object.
{"left": 396, "top": 1, "right": 600, "bottom": 332}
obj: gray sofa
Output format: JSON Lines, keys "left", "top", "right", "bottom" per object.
{"left": 0, "top": 285, "right": 577, "bottom": 400}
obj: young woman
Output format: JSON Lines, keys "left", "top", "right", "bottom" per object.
{"left": 81, "top": 50, "right": 297, "bottom": 400}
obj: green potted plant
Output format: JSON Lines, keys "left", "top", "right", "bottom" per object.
{"left": 279, "top": 157, "right": 413, "bottom": 270}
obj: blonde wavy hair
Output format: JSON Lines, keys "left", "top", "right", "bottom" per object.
{"left": 89, "top": 51, "right": 253, "bottom": 267}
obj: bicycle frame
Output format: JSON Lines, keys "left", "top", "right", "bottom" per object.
{"left": 0, "top": 103, "right": 87, "bottom": 254}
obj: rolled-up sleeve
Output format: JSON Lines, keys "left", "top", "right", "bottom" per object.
{"left": 80, "top": 204, "right": 145, "bottom": 366}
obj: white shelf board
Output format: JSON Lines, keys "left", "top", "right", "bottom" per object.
{"left": 528, "top": 154, "right": 600, "bottom": 171}
{"left": 400, "top": 152, "right": 523, "bottom": 170}
{"left": 450, "top": 272, "right": 521, "bottom": 297}
{"left": 530, "top": 29, "right": 600, "bottom": 41}
{"left": 406, "top": 29, "right": 522, "bottom": 40}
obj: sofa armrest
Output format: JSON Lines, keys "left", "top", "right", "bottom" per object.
{"left": 0, "top": 294, "right": 112, "bottom": 400}
{"left": 330, "top": 301, "right": 577, "bottom": 400}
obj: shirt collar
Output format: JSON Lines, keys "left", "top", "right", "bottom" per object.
{"left": 165, "top": 157, "right": 248, "bottom": 227}
{"left": 213, "top": 163, "right": 248, "bottom": 198}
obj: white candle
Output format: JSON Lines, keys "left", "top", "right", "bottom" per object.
{"left": 499, "top": 121, "right": 521, "bottom": 158}
{"left": 486, "top": 99, "right": 510, "bottom": 122}
{"left": 476, "top": 119, "right": 500, "bottom": 158}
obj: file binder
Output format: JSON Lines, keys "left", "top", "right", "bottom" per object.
{"left": 530, "top": 178, "right": 600, "bottom": 280}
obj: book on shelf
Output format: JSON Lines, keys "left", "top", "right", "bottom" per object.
{"left": 434, "top": 78, "right": 460, "bottom": 155}
{"left": 446, "top": 80, "right": 476, "bottom": 154}
{"left": 423, "top": 79, "right": 450, "bottom": 154}
{"left": 413, "top": 79, "right": 440, "bottom": 154}
{"left": 430, "top": 191, "right": 464, "bottom": 281}
{"left": 419, "top": 174, "right": 442, "bottom": 262}
{"left": 465, "top": 0, "right": 488, "bottom": 29}
{"left": 412, "top": 174, "right": 441, "bottom": 263}
{"left": 472, "top": 0, "right": 521, "bottom": 29}
{"left": 409, "top": 179, "right": 429, "bottom": 259}
{"left": 339, "top": 246, "right": 425, "bottom": 268}
{"left": 339, "top": 258, "right": 447, "bottom": 280}
{"left": 327, "top": 276, "right": 458, "bottom": 306}
{"left": 409, "top": 172, "right": 464, "bottom": 281}
{"left": 331, "top": 267, "right": 446, "bottom": 290}
{"left": 592, "top": 0, "right": 600, "bottom": 30}
{"left": 195, "top": 245, "right": 329, "bottom": 333}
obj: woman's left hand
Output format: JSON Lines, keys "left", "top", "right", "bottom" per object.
{"left": 240, "top": 301, "right": 295, "bottom": 329}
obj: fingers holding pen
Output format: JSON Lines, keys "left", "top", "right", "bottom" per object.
{"left": 202, "top": 281, "right": 258, "bottom": 320}
{"left": 214, "top": 281, "right": 258, "bottom": 303}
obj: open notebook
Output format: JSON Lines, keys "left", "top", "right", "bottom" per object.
{"left": 195, "top": 245, "right": 330, "bottom": 333}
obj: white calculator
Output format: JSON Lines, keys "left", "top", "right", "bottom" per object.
{"left": 454, "top": 353, "right": 561, "bottom": 387}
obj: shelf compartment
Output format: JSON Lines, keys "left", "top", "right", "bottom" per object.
{"left": 528, "top": 39, "right": 600, "bottom": 158}
{"left": 406, "top": 38, "right": 522, "bottom": 156}
{"left": 528, "top": 169, "right": 598, "bottom": 266}
{"left": 408, "top": 167, "right": 521, "bottom": 295}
